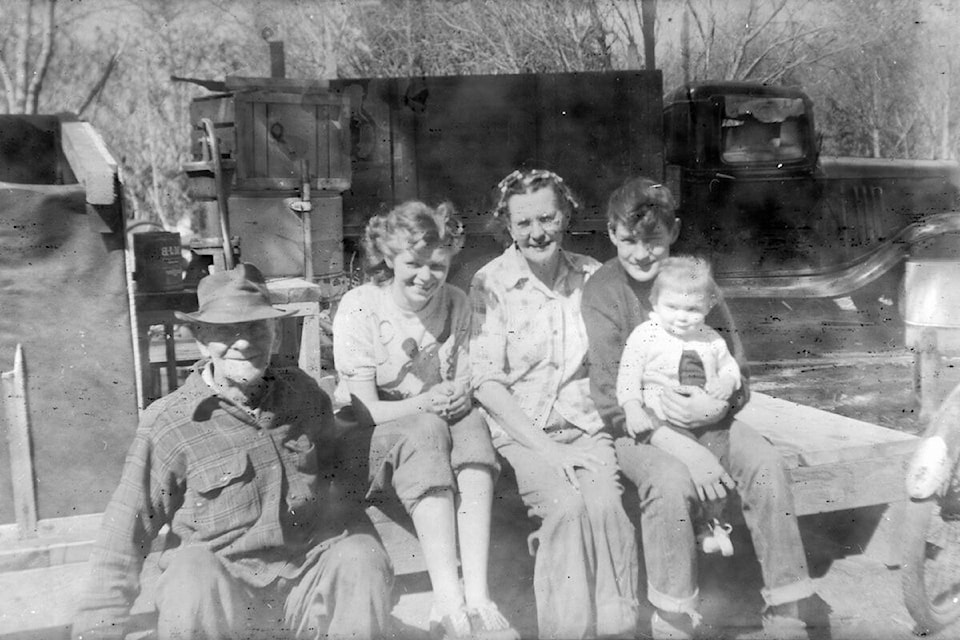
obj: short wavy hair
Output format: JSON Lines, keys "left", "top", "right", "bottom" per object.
{"left": 362, "top": 200, "right": 465, "bottom": 284}
{"left": 488, "top": 169, "right": 579, "bottom": 241}
{"left": 606, "top": 176, "right": 677, "bottom": 237}
{"left": 650, "top": 255, "right": 719, "bottom": 311}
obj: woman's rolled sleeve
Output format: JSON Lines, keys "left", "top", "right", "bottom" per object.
{"left": 331, "top": 292, "right": 377, "bottom": 383}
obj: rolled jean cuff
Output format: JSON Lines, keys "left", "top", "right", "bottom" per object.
{"left": 761, "top": 577, "right": 816, "bottom": 607}
{"left": 647, "top": 582, "right": 699, "bottom": 615}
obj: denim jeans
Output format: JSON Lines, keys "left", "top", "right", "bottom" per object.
{"left": 154, "top": 535, "right": 394, "bottom": 639}
{"left": 494, "top": 428, "right": 640, "bottom": 639}
{"left": 615, "top": 418, "right": 814, "bottom": 614}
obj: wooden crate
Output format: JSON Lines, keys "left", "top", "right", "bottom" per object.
{"left": 187, "top": 81, "right": 351, "bottom": 194}
{"left": 233, "top": 88, "right": 351, "bottom": 192}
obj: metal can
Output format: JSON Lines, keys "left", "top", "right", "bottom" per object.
{"left": 132, "top": 231, "right": 183, "bottom": 292}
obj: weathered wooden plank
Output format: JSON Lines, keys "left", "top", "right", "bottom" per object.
{"left": 60, "top": 121, "right": 117, "bottom": 206}
{"left": 2, "top": 345, "right": 38, "bottom": 538}
{"left": 789, "top": 453, "right": 912, "bottom": 516}
{"left": 266, "top": 277, "right": 324, "bottom": 304}
{"left": 740, "top": 392, "right": 918, "bottom": 468}
{"left": 0, "top": 538, "right": 94, "bottom": 573}
{"left": 0, "top": 512, "right": 102, "bottom": 547}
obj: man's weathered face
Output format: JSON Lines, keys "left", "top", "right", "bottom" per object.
{"left": 195, "top": 320, "right": 276, "bottom": 388}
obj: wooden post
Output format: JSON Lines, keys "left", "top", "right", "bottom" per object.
{"left": 917, "top": 328, "right": 944, "bottom": 424}
{"left": 2, "top": 344, "right": 39, "bottom": 538}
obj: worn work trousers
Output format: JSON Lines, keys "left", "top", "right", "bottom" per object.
{"left": 494, "top": 427, "right": 640, "bottom": 639}
{"left": 615, "top": 418, "right": 815, "bottom": 614}
{"left": 154, "top": 534, "right": 393, "bottom": 640}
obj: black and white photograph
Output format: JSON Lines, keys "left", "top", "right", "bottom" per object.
{"left": 1, "top": 1, "right": 959, "bottom": 638}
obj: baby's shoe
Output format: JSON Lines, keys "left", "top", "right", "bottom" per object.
{"left": 700, "top": 518, "right": 734, "bottom": 557}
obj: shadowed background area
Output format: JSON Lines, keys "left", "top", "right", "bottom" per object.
{"left": 0, "top": 116, "right": 136, "bottom": 523}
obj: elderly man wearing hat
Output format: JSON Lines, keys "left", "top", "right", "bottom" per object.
{"left": 74, "top": 264, "right": 394, "bottom": 640}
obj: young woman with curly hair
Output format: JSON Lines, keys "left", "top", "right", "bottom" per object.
{"left": 333, "top": 201, "right": 517, "bottom": 640}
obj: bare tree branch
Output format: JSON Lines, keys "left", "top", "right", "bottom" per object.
{"left": 738, "top": 25, "right": 831, "bottom": 80}
{"left": 78, "top": 42, "right": 122, "bottom": 116}
{"left": 13, "top": 0, "right": 34, "bottom": 112}
{"left": 758, "top": 39, "right": 853, "bottom": 84}
{"left": 0, "top": 56, "right": 15, "bottom": 114}
{"left": 26, "top": 0, "right": 55, "bottom": 114}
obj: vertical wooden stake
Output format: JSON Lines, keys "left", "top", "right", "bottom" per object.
{"left": 2, "top": 344, "right": 39, "bottom": 538}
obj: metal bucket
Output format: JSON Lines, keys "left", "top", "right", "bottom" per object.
{"left": 132, "top": 231, "right": 183, "bottom": 292}
{"left": 904, "top": 258, "right": 960, "bottom": 352}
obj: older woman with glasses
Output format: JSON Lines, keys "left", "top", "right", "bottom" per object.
{"left": 469, "top": 169, "right": 640, "bottom": 639}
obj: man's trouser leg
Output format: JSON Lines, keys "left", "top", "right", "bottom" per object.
{"left": 155, "top": 546, "right": 251, "bottom": 640}
{"left": 284, "top": 532, "right": 395, "bottom": 639}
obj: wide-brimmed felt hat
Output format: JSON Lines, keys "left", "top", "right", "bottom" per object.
{"left": 174, "top": 263, "right": 295, "bottom": 324}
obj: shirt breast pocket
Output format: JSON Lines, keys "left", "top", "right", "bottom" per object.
{"left": 188, "top": 452, "right": 261, "bottom": 535}
{"left": 283, "top": 434, "right": 323, "bottom": 507}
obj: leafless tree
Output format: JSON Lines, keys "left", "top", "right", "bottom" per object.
{"left": 0, "top": 0, "right": 56, "bottom": 114}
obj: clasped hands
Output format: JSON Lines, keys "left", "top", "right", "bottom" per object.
{"left": 426, "top": 381, "right": 472, "bottom": 423}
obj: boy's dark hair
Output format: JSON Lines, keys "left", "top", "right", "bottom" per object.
{"left": 606, "top": 176, "right": 677, "bottom": 236}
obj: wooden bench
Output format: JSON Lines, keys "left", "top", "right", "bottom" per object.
{"left": 368, "top": 390, "right": 921, "bottom": 575}
{"left": 737, "top": 391, "right": 919, "bottom": 565}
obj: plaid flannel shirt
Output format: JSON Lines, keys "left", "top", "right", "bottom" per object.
{"left": 469, "top": 245, "right": 604, "bottom": 436}
{"left": 73, "top": 363, "right": 355, "bottom": 639}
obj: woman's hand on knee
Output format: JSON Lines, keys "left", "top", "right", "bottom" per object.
{"left": 542, "top": 443, "right": 605, "bottom": 492}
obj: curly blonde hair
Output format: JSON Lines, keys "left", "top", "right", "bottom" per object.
{"left": 362, "top": 201, "right": 465, "bottom": 284}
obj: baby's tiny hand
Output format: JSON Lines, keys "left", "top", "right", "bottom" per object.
{"left": 705, "top": 377, "right": 737, "bottom": 401}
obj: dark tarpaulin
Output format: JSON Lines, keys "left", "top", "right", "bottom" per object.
{"left": 0, "top": 183, "right": 137, "bottom": 522}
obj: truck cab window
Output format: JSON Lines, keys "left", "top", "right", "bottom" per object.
{"left": 720, "top": 96, "right": 807, "bottom": 164}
